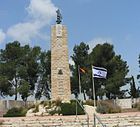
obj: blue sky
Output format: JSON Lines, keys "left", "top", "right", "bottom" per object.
{"left": 0, "top": 0, "right": 140, "bottom": 87}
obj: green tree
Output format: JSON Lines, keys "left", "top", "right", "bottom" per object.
{"left": 24, "top": 46, "right": 41, "bottom": 91}
{"left": 71, "top": 42, "right": 89, "bottom": 98}
{"left": 18, "top": 80, "right": 30, "bottom": 102}
{"left": 129, "top": 75, "right": 139, "bottom": 98}
{"left": 0, "top": 41, "right": 41, "bottom": 100}
{"left": 17, "top": 45, "right": 41, "bottom": 100}
{"left": 90, "top": 43, "right": 129, "bottom": 99}
{"left": 35, "top": 50, "right": 51, "bottom": 100}
{"left": 0, "top": 76, "right": 12, "bottom": 97}
{"left": 71, "top": 42, "right": 89, "bottom": 66}
{"left": 70, "top": 42, "right": 129, "bottom": 100}
{"left": 0, "top": 41, "right": 25, "bottom": 99}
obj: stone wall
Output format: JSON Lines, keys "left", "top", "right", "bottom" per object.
{"left": 0, "top": 100, "right": 34, "bottom": 116}
{"left": 116, "top": 98, "right": 132, "bottom": 109}
{"left": 116, "top": 98, "right": 140, "bottom": 109}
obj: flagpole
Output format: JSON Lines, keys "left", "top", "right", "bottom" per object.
{"left": 92, "top": 65, "right": 96, "bottom": 107}
{"left": 78, "top": 65, "right": 82, "bottom": 97}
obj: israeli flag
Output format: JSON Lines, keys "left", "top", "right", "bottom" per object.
{"left": 92, "top": 66, "right": 107, "bottom": 78}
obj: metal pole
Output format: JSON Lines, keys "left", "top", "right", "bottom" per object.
{"left": 76, "top": 100, "right": 77, "bottom": 118}
{"left": 87, "top": 114, "right": 89, "bottom": 127}
{"left": 93, "top": 113, "right": 96, "bottom": 127}
{"left": 78, "top": 65, "right": 82, "bottom": 96}
{"left": 92, "top": 65, "right": 96, "bottom": 107}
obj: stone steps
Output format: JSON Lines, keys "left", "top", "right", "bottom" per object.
{"left": 96, "top": 112, "right": 140, "bottom": 126}
{"left": 0, "top": 116, "right": 93, "bottom": 127}
{"left": 0, "top": 112, "right": 140, "bottom": 127}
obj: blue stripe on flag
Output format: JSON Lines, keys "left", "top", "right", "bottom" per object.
{"left": 92, "top": 66, "right": 107, "bottom": 78}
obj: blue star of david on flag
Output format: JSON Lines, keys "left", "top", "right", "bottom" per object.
{"left": 92, "top": 66, "right": 107, "bottom": 78}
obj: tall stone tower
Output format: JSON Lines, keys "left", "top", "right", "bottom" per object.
{"left": 51, "top": 9, "right": 71, "bottom": 101}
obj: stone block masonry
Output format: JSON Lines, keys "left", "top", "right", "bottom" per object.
{"left": 51, "top": 24, "right": 71, "bottom": 101}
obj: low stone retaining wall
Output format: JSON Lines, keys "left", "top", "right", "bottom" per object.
{"left": 0, "top": 100, "right": 34, "bottom": 116}
{"left": 116, "top": 98, "right": 132, "bottom": 109}
{"left": 116, "top": 98, "right": 140, "bottom": 109}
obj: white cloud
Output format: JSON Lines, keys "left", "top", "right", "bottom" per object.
{"left": 0, "top": 29, "right": 6, "bottom": 43}
{"left": 27, "top": 0, "right": 57, "bottom": 24}
{"left": 7, "top": 0, "right": 57, "bottom": 44}
{"left": 69, "top": 58, "right": 74, "bottom": 65}
{"left": 88, "top": 37, "right": 112, "bottom": 52}
{"left": 7, "top": 22, "right": 40, "bottom": 43}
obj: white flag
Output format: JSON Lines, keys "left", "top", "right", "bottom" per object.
{"left": 92, "top": 66, "right": 107, "bottom": 78}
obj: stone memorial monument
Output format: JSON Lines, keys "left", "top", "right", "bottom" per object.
{"left": 51, "top": 9, "right": 71, "bottom": 101}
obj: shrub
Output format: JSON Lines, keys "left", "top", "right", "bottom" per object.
{"left": 27, "top": 104, "right": 35, "bottom": 110}
{"left": 54, "top": 98, "right": 62, "bottom": 106}
{"left": 52, "top": 98, "right": 62, "bottom": 107}
{"left": 84, "top": 100, "right": 94, "bottom": 106}
{"left": 137, "top": 105, "right": 140, "bottom": 111}
{"left": 44, "top": 101, "right": 51, "bottom": 107}
{"left": 49, "top": 108, "right": 61, "bottom": 115}
{"left": 60, "top": 101, "right": 85, "bottom": 115}
{"left": 133, "top": 102, "right": 140, "bottom": 111}
{"left": 96, "top": 101, "right": 121, "bottom": 114}
{"left": 40, "top": 101, "right": 45, "bottom": 105}
{"left": 32, "top": 104, "right": 39, "bottom": 113}
{"left": 3, "top": 107, "right": 28, "bottom": 117}
{"left": 96, "top": 103, "right": 109, "bottom": 114}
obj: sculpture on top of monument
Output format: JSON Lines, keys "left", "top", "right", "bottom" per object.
{"left": 56, "top": 9, "right": 62, "bottom": 24}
